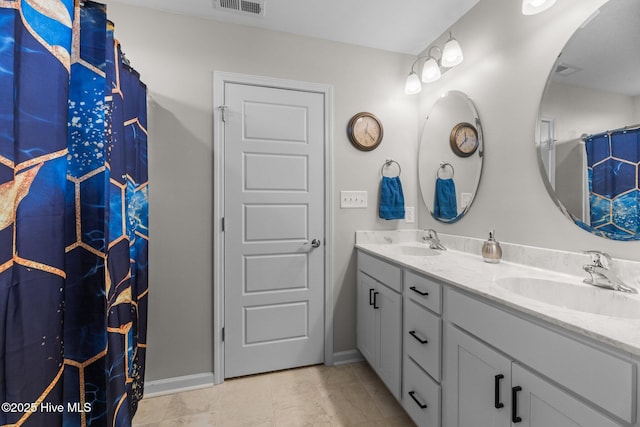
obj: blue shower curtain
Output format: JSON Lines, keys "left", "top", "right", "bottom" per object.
{"left": 0, "top": 1, "right": 148, "bottom": 426}
{"left": 584, "top": 128, "right": 640, "bottom": 240}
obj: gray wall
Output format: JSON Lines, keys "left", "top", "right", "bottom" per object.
{"left": 103, "top": 2, "right": 419, "bottom": 382}
{"left": 106, "top": 0, "right": 640, "bottom": 385}
{"left": 417, "top": 0, "right": 640, "bottom": 262}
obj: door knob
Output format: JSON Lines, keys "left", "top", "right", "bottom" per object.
{"left": 311, "top": 239, "right": 321, "bottom": 248}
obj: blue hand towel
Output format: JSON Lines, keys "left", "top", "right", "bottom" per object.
{"left": 434, "top": 177, "right": 458, "bottom": 220}
{"left": 379, "top": 176, "right": 405, "bottom": 220}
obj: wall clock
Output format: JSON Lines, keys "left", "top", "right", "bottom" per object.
{"left": 450, "top": 122, "right": 479, "bottom": 157}
{"left": 347, "top": 112, "right": 384, "bottom": 151}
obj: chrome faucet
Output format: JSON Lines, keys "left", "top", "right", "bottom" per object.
{"left": 582, "top": 250, "right": 638, "bottom": 294}
{"left": 422, "top": 229, "right": 446, "bottom": 251}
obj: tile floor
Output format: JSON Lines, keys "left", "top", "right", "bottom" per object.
{"left": 133, "top": 362, "right": 416, "bottom": 426}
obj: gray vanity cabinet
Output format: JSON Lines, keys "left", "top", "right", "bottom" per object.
{"left": 356, "top": 252, "right": 402, "bottom": 399}
{"left": 356, "top": 248, "right": 636, "bottom": 427}
{"left": 445, "top": 324, "right": 511, "bottom": 426}
{"left": 445, "top": 289, "right": 630, "bottom": 427}
{"left": 445, "top": 325, "right": 620, "bottom": 427}
{"left": 402, "top": 270, "right": 443, "bottom": 426}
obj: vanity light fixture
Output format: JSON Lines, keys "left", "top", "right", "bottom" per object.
{"left": 404, "top": 34, "right": 463, "bottom": 95}
{"left": 522, "top": 0, "right": 557, "bottom": 15}
{"left": 441, "top": 33, "right": 464, "bottom": 68}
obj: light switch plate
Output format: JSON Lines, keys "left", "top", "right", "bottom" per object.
{"left": 340, "top": 191, "right": 368, "bottom": 208}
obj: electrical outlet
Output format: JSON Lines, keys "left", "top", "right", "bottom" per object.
{"left": 461, "top": 192, "right": 473, "bottom": 209}
{"left": 340, "top": 191, "right": 368, "bottom": 208}
{"left": 405, "top": 207, "right": 415, "bottom": 223}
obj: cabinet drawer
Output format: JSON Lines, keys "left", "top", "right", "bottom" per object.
{"left": 405, "top": 299, "right": 441, "bottom": 381}
{"left": 447, "top": 289, "right": 636, "bottom": 423}
{"left": 403, "top": 356, "right": 441, "bottom": 427}
{"left": 357, "top": 251, "right": 402, "bottom": 292}
{"left": 405, "top": 270, "right": 442, "bottom": 314}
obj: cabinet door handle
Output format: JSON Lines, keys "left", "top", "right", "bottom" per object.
{"left": 494, "top": 374, "right": 504, "bottom": 409}
{"left": 511, "top": 386, "right": 522, "bottom": 423}
{"left": 369, "top": 288, "right": 375, "bottom": 306}
{"left": 409, "top": 330, "right": 428, "bottom": 344}
{"left": 373, "top": 291, "right": 379, "bottom": 309}
{"left": 409, "top": 286, "right": 429, "bottom": 296}
{"left": 408, "top": 391, "right": 428, "bottom": 410}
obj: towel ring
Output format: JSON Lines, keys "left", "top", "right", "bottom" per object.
{"left": 381, "top": 159, "right": 401, "bottom": 177}
{"left": 437, "top": 162, "right": 455, "bottom": 179}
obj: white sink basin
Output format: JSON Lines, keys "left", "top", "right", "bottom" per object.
{"left": 384, "top": 244, "right": 441, "bottom": 257}
{"left": 495, "top": 277, "right": 640, "bottom": 319}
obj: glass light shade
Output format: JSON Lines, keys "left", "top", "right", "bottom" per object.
{"left": 405, "top": 71, "right": 422, "bottom": 95}
{"left": 522, "top": 0, "right": 557, "bottom": 15}
{"left": 441, "top": 38, "right": 463, "bottom": 68}
{"left": 421, "top": 57, "right": 441, "bottom": 83}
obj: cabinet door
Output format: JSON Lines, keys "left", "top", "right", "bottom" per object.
{"left": 444, "top": 325, "right": 511, "bottom": 427}
{"left": 376, "top": 282, "right": 402, "bottom": 399}
{"left": 357, "top": 272, "right": 376, "bottom": 365}
{"left": 512, "top": 364, "right": 621, "bottom": 427}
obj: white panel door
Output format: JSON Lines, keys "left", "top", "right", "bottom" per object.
{"left": 223, "top": 83, "right": 325, "bottom": 378}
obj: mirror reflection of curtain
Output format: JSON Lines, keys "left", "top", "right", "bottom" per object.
{"left": 0, "top": 1, "right": 148, "bottom": 426}
{"left": 584, "top": 128, "right": 640, "bottom": 240}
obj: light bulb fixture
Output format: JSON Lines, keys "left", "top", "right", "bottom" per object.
{"left": 522, "top": 0, "right": 557, "bottom": 15}
{"left": 404, "top": 36, "right": 463, "bottom": 95}
{"left": 421, "top": 47, "right": 442, "bottom": 83}
{"left": 441, "top": 33, "right": 464, "bottom": 68}
{"left": 404, "top": 71, "right": 422, "bottom": 95}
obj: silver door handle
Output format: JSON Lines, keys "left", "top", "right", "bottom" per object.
{"left": 311, "top": 239, "right": 321, "bottom": 248}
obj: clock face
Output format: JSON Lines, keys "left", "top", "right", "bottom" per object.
{"left": 348, "top": 113, "right": 383, "bottom": 151}
{"left": 450, "top": 122, "right": 479, "bottom": 157}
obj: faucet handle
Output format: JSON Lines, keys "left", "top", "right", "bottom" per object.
{"left": 583, "top": 250, "right": 612, "bottom": 268}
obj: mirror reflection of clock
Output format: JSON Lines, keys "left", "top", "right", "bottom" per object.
{"left": 450, "top": 122, "right": 478, "bottom": 157}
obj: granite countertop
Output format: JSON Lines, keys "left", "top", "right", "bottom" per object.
{"left": 356, "top": 239, "right": 640, "bottom": 358}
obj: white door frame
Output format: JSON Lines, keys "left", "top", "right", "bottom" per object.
{"left": 212, "top": 71, "right": 334, "bottom": 384}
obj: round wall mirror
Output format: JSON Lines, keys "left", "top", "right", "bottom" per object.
{"left": 537, "top": 0, "right": 640, "bottom": 240}
{"left": 419, "top": 91, "right": 484, "bottom": 223}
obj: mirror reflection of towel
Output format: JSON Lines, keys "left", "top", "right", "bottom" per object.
{"left": 379, "top": 176, "right": 405, "bottom": 220}
{"left": 434, "top": 178, "right": 457, "bottom": 220}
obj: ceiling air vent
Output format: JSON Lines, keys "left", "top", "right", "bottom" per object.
{"left": 554, "top": 63, "right": 581, "bottom": 76}
{"left": 214, "top": 0, "right": 266, "bottom": 16}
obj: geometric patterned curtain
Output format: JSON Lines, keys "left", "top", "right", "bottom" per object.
{"left": 0, "top": 1, "right": 148, "bottom": 425}
{"left": 584, "top": 128, "right": 640, "bottom": 240}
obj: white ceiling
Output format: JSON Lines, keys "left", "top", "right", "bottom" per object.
{"left": 104, "top": 0, "right": 481, "bottom": 55}
{"left": 552, "top": 0, "right": 640, "bottom": 96}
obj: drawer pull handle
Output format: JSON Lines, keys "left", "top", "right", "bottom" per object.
{"left": 409, "top": 330, "right": 428, "bottom": 344}
{"left": 409, "top": 286, "right": 429, "bottom": 296}
{"left": 494, "top": 374, "right": 504, "bottom": 409}
{"left": 369, "top": 288, "right": 375, "bottom": 306}
{"left": 373, "top": 291, "right": 379, "bottom": 309}
{"left": 408, "top": 391, "right": 427, "bottom": 410}
{"left": 512, "top": 386, "right": 522, "bottom": 423}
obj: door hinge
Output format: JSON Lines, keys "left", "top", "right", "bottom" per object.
{"left": 219, "top": 105, "right": 228, "bottom": 123}
{"left": 221, "top": 327, "right": 225, "bottom": 342}
{"left": 221, "top": 217, "right": 225, "bottom": 232}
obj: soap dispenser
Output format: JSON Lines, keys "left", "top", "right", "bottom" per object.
{"left": 482, "top": 230, "right": 502, "bottom": 263}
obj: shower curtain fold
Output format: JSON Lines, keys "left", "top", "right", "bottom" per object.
{"left": 0, "top": 1, "right": 148, "bottom": 425}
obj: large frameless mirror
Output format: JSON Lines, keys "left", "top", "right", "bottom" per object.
{"left": 418, "top": 90, "right": 484, "bottom": 223}
{"left": 537, "top": 0, "right": 640, "bottom": 240}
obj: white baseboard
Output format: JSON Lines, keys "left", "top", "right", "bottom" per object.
{"left": 142, "top": 351, "right": 363, "bottom": 398}
{"left": 333, "top": 349, "right": 364, "bottom": 365}
{"left": 143, "top": 372, "right": 215, "bottom": 398}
